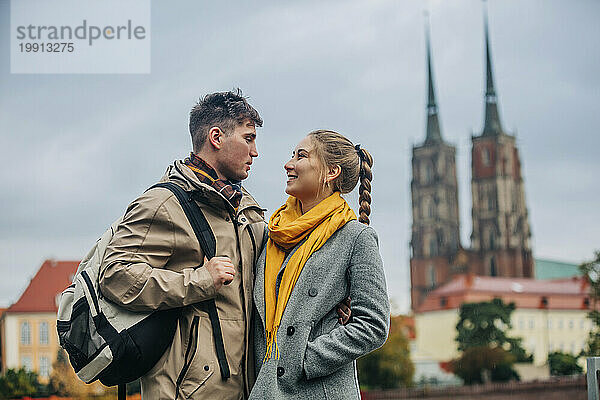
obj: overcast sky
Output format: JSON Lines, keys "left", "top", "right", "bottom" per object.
{"left": 1, "top": 0, "right": 598, "bottom": 312}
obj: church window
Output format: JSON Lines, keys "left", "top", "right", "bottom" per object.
{"left": 487, "top": 193, "right": 495, "bottom": 211}
{"left": 488, "top": 230, "right": 496, "bottom": 250}
{"left": 482, "top": 148, "right": 491, "bottom": 166}
{"left": 428, "top": 202, "right": 435, "bottom": 219}
{"left": 428, "top": 265, "right": 436, "bottom": 287}
{"left": 489, "top": 257, "right": 497, "bottom": 277}
{"left": 429, "top": 239, "right": 437, "bottom": 257}
{"left": 424, "top": 162, "right": 434, "bottom": 183}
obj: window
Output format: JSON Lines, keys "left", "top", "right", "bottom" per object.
{"left": 548, "top": 318, "right": 553, "bottom": 329}
{"left": 428, "top": 265, "right": 436, "bottom": 287}
{"left": 424, "top": 162, "right": 434, "bottom": 183}
{"left": 488, "top": 230, "right": 496, "bottom": 250}
{"left": 39, "top": 322, "right": 49, "bottom": 345}
{"left": 482, "top": 148, "right": 491, "bottom": 166}
{"left": 489, "top": 257, "right": 497, "bottom": 277}
{"left": 518, "top": 318, "right": 524, "bottom": 330}
{"left": 428, "top": 202, "right": 435, "bottom": 219}
{"left": 21, "top": 356, "right": 32, "bottom": 371}
{"left": 440, "top": 297, "right": 448, "bottom": 307}
{"left": 487, "top": 195, "right": 494, "bottom": 211}
{"left": 429, "top": 239, "right": 437, "bottom": 257}
{"left": 549, "top": 342, "right": 554, "bottom": 352}
{"left": 39, "top": 356, "right": 50, "bottom": 378}
{"left": 581, "top": 319, "right": 585, "bottom": 330}
{"left": 20, "top": 322, "right": 31, "bottom": 345}
{"left": 529, "top": 319, "right": 535, "bottom": 330}
{"left": 558, "top": 319, "right": 564, "bottom": 330}
{"left": 568, "top": 320, "right": 574, "bottom": 329}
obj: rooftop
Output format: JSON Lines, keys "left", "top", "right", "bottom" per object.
{"left": 417, "top": 274, "right": 589, "bottom": 313}
{"left": 6, "top": 260, "right": 79, "bottom": 313}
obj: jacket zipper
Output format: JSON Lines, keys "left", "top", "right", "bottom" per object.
{"left": 175, "top": 315, "right": 200, "bottom": 399}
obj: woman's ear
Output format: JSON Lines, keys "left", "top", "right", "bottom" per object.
{"left": 207, "top": 126, "right": 223, "bottom": 150}
{"left": 326, "top": 164, "right": 341, "bottom": 183}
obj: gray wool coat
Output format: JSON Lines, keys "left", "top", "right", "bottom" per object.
{"left": 250, "top": 220, "right": 390, "bottom": 399}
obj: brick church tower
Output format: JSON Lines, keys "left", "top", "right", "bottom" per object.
{"left": 410, "top": 20, "right": 462, "bottom": 310}
{"left": 410, "top": 8, "right": 534, "bottom": 311}
{"left": 469, "top": 9, "right": 534, "bottom": 279}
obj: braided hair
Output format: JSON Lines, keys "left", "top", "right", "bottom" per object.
{"left": 307, "top": 130, "right": 374, "bottom": 225}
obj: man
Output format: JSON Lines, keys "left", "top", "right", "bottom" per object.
{"left": 100, "top": 90, "right": 266, "bottom": 399}
{"left": 99, "top": 90, "right": 350, "bottom": 399}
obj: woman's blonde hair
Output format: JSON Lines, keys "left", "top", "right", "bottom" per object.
{"left": 307, "top": 130, "right": 374, "bottom": 225}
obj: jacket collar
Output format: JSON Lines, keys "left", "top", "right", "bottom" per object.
{"left": 163, "top": 160, "right": 263, "bottom": 213}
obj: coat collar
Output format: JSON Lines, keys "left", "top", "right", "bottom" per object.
{"left": 163, "top": 160, "right": 263, "bottom": 214}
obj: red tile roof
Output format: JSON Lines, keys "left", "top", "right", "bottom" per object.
{"left": 417, "top": 274, "right": 590, "bottom": 313}
{"left": 6, "top": 260, "right": 79, "bottom": 313}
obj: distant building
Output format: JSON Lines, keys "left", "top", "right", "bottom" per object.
{"left": 410, "top": 5, "right": 534, "bottom": 312}
{"left": 535, "top": 258, "right": 581, "bottom": 280}
{"left": 411, "top": 274, "right": 591, "bottom": 382}
{"left": 0, "top": 260, "right": 78, "bottom": 382}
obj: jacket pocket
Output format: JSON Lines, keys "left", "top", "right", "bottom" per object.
{"left": 176, "top": 316, "right": 215, "bottom": 399}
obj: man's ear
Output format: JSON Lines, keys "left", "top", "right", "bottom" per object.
{"left": 207, "top": 126, "right": 223, "bottom": 150}
{"left": 326, "top": 165, "right": 341, "bottom": 183}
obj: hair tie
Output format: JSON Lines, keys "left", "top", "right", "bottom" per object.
{"left": 355, "top": 143, "right": 365, "bottom": 178}
{"left": 355, "top": 143, "right": 362, "bottom": 157}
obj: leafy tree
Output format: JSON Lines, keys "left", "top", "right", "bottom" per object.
{"left": 358, "top": 315, "right": 415, "bottom": 389}
{"left": 50, "top": 348, "right": 110, "bottom": 398}
{"left": 450, "top": 298, "right": 529, "bottom": 384}
{"left": 455, "top": 298, "right": 531, "bottom": 362}
{"left": 450, "top": 346, "right": 518, "bottom": 385}
{"left": 0, "top": 367, "right": 40, "bottom": 398}
{"left": 548, "top": 351, "right": 583, "bottom": 376}
{"left": 579, "top": 251, "right": 600, "bottom": 357}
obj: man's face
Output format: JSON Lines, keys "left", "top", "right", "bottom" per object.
{"left": 214, "top": 119, "right": 258, "bottom": 181}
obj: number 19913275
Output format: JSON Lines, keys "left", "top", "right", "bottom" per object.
{"left": 19, "top": 42, "right": 74, "bottom": 53}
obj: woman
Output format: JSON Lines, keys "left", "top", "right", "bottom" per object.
{"left": 251, "top": 130, "right": 390, "bottom": 399}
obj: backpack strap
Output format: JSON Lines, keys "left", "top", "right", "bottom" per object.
{"left": 118, "top": 383, "right": 126, "bottom": 400}
{"left": 150, "top": 182, "right": 231, "bottom": 381}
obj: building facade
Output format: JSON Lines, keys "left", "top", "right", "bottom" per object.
{"left": 0, "top": 260, "right": 78, "bottom": 382}
{"left": 411, "top": 274, "right": 591, "bottom": 381}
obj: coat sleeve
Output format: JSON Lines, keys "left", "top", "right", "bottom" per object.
{"left": 303, "top": 226, "right": 390, "bottom": 380}
{"left": 99, "top": 189, "right": 216, "bottom": 311}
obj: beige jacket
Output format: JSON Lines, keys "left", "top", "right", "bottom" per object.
{"left": 99, "top": 160, "right": 266, "bottom": 399}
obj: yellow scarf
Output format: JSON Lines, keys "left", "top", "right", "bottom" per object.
{"left": 263, "top": 192, "right": 356, "bottom": 361}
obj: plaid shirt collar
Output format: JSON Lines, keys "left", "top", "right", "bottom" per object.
{"left": 183, "top": 153, "right": 243, "bottom": 209}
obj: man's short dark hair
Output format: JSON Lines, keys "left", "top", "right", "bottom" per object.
{"left": 189, "top": 89, "right": 263, "bottom": 152}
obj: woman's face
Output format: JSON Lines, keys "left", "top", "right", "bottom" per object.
{"left": 284, "top": 136, "right": 325, "bottom": 203}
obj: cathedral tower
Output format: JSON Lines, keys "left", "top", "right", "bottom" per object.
{"left": 410, "top": 19, "right": 461, "bottom": 310}
{"left": 470, "top": 7, "right": 533, "bottom": 278}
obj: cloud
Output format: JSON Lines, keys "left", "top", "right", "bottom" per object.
{"left": 0, "top": 0, "right": 598, "bottom": 311}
